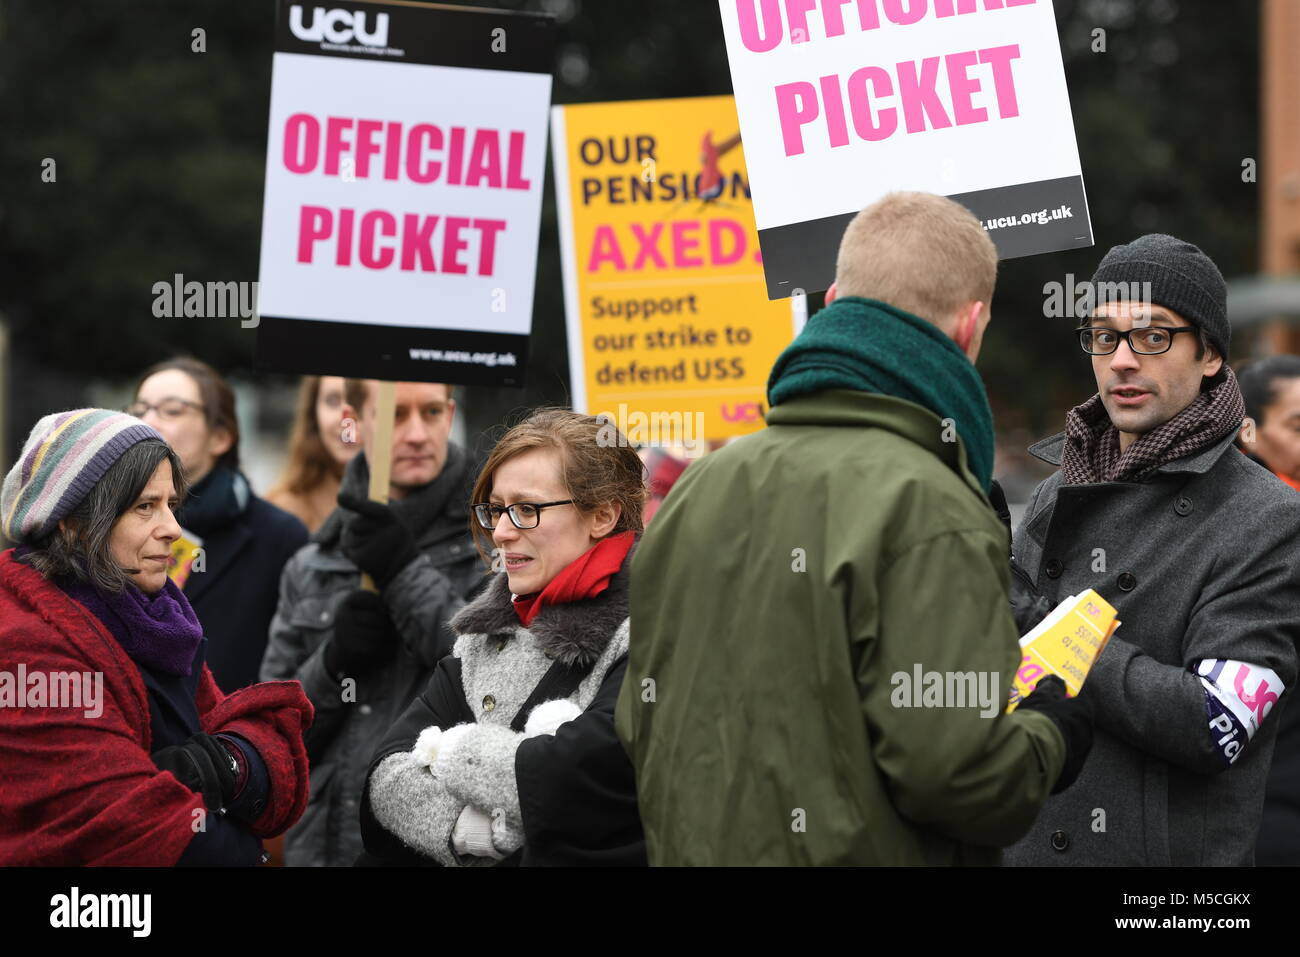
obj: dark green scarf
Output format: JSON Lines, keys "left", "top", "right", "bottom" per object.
{"left": 767, "top": 296, "right": 996, "bottom": 491}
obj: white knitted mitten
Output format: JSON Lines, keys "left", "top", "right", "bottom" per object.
{"left": 523, "top": 699, "right": 583, "bottom": 737}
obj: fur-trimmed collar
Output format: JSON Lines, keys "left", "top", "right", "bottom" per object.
{"left": 448, "top": 539, "right": 636, "bottom": 667}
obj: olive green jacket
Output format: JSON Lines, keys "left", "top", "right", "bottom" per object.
{"left": 616, "top": 389, "right": 1065, "bottom": 865}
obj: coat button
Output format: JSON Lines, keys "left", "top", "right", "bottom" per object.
{"left": 483, "top": 695, "right": 496, "bottom": 712}
{"left": 1174, "top": 496, "right": 1193, "bottom": 516}
{"left": 359, "top": 703, "right": 372, "bottom": 715}
{"left": 1118, "top": 572, "right": 1137, "bottom": 592}
{"left": 1051, "top": 829, "right": 1070, "bottom": 852}
{"left": 1045, "top": 559, "right": 1064, "bottom": 579}
{"left": 319, "top": 611, "right": 330, "bottom": 622}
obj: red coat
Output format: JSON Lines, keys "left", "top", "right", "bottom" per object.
{"left": 0, "top": 549, "right": 313, "bottom": 865}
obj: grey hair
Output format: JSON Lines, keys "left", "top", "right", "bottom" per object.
{"left": 18, "top": 439, "right": 188, "bottom": 593}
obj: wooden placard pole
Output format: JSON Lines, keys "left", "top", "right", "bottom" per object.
{"left": 360, "top": 379, "right": 397, "bottom": 593}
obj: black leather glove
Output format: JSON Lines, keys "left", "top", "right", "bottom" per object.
{"left": 1017, "top": 675, "right": 1095, "bottom": 794}
{"left": 991, "top": 481, "right": 1054, "bottom": 635}
{"left": 152, "top": 733, "right": 239, "bottom": 810}
{"left": 324, "top": 589, "right": 401, "bottom": 678}
{"left": 988, "top": 479, "right": 1013, "bottom": 533}
{"left": 338, "top": 492, "right": 420, "bottom": 590}
{"left": 1009, "top": 559, "right": 1053, "bottom": 636}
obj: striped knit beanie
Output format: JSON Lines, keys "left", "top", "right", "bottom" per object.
{"left": 2, "top": 409, "right": 164, "bottom": 545}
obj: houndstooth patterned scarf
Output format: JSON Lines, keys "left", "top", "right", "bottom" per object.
{"left": 1061, "top": 367, "right": 1246, "bottom": 485}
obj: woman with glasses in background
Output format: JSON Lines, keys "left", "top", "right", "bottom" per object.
{"left": 359, "top": 408, "right": 647, "bottom": 866}
{"left": 130, "top": 357, "right": 307, "bottom": 693}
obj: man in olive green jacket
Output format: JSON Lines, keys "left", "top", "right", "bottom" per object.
{"left": 616, "top": 192, "right": 1093, "bottom": 865}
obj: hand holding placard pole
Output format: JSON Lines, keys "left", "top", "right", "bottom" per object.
{"left": 360, "top": 379, "right": 396, "bottom": 593}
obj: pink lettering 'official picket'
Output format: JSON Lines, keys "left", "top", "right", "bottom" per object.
{"left": 282, "top": 114, "right": 531, "bottom": 189}
{"left": 296, "top": 206, "right": 506, "bottom": 275}
{"left": 735, "top": 0, "right": 1039, "bottom": 54}
{"left": 283, "top": 112, "right": 522, "bottom": 276}
{"left": 730, "top": 0, "right": 1035, "bottom": 155}
{"left": 774, "top": 44, "right": 1022, "bottom": 154}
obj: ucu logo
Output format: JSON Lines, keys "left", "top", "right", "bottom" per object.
{"left": 1235, "top": 667, "right": 1280, "bottom": 724}
{"left": 289, "top": 6, "right": 390, "bottom": 46}
{"left": 720, "top": 402, "right": 765, "bottom": 423}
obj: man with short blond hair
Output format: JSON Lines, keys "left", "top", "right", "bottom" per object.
{"left": 618, "top": 192, "right": 1092, "bottom": 865}
{"left": 834, "top": 190, "right": 998, "bottom": 326}
{"left": 262, "top": 378, "right": 486, "bottom": 866}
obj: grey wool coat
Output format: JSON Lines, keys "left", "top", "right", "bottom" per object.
{"left": 1005, "top": 428, "right": 1300, "bottom": 866}
{"left": 359, "top": 542, "right": 644, "bottom": 867}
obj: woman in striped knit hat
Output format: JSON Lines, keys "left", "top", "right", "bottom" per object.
{"left": 0, "top": 408, "right": 313, "bottom": 865}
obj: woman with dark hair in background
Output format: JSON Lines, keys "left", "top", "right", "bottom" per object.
{"left": 267, "top": 375, "right": 360, "bottom": 534}
{"left": 1239, "top": 354, "right": 1300, "bottom": 491}
{"left": 130, "top": 357, "right": 307, "bottom": 692}
{"left": 0, "top": 409, "right": 311, "bottom": 865}
{"left": 1238, "top": 354, "right": 1300, "bottom": 865}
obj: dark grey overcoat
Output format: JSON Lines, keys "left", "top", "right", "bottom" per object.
{"left": 1005, "top": 428, "right": 1300, "bottom": 865}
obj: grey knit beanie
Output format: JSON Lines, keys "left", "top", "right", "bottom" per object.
{"left": 1090, "top": 234, "right": 1229, "bottom": 357}
{"left": 2, "top": 409, "right": 164, "bottom": 544}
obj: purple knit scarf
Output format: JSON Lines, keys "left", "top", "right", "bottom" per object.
{"left": 61, "top": 575, "right": 205, "bottom": 676}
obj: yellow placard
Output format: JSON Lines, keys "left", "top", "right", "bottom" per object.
{"left": 551, "top": 96, "right": 797, "bottom": 444}
{"left": 1007, "top": 589, "right": 1119, "bottom": 712}
{"left": 167, "top": 530, "right": 204, "bottom": 590}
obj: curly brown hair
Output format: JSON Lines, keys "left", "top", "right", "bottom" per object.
{"left": 469, "top": 408, "right": 647, "bottom": 564}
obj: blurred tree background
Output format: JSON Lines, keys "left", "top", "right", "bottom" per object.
{"left": 0, "top": 0, "right": 1262, "bottom": 492}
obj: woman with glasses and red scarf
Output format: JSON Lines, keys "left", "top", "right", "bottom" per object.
{"left": 359, "top": 408, "right": 647, "bottom": 866}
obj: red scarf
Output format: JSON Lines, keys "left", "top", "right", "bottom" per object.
{"left": 512, "top": 530, "right": 635, "bottom": 627}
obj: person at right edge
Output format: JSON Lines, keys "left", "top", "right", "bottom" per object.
{"left": 618, "top": 191, "right": 1093, "bottom": 865}
{"left": 1004, "top": 235, "right": 1300, "bottom": 866}
{"left": 1237, "top": 355, "right": 1300, "bottom": 865}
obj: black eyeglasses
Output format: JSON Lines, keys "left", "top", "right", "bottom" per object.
{"left": 126, "top": 397, "right": 206, "bottom": 420}
{"left": 1078, "top": 326, "right": 1199, "bottom": 356}
{"left": 473, "top": 500, "right": 574, "bottom": 530}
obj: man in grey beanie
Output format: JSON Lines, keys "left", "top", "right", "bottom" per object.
{"left": 1005, "top": 233, "right": 1300, "bottom": 865}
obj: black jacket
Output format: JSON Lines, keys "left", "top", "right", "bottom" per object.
{"left": 1259, "top": 700, "right": 1300, "bottom": 865}
{"left": 360, "top": 654, "right": 643, "bottom": 867}
{"left": 185, "top": 494, "right": 308, "bottom": 693}
{"left": 261, "top": 447, "right": 487, "bottom": 867}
